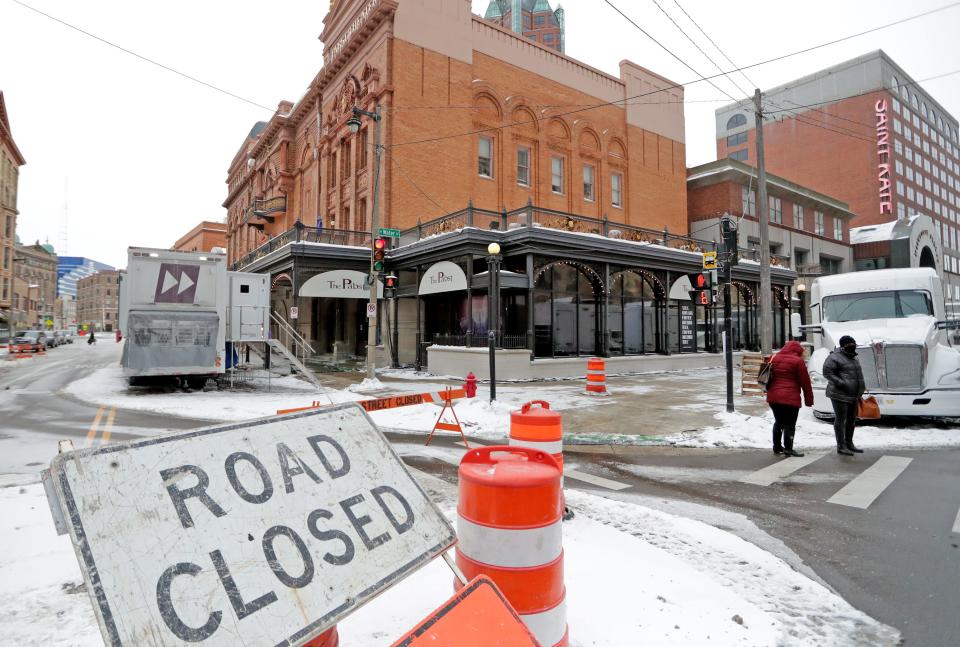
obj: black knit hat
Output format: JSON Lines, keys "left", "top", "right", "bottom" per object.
{"left": 838, "top": 335, "right": 857, "bottom": 348}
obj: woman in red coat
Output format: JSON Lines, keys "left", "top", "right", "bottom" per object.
{"left": 766, "top": 340, "right": 814, "bottom": 457}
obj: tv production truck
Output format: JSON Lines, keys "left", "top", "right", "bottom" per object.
{"left": 119, "top": 247, "right": 269, "bottom": 388}
{"left": 794, "top": 267, "right": 960, "bottom": 419}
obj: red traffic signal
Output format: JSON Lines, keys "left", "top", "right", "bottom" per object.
{"left": 384, "top": 275, "right": 397, "bottom": 288}
{"left": 687, "top": 272, "right": 711, "bottom": 290}
{"left": 374, "top": 237, "right": 387, "bottom": 251}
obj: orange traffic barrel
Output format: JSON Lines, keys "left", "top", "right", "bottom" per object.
{"left": 585, "top": 357, "right": 607, "bottom": 395}
{"left": 510, "top": 400, "right": 563, "bottom": 475}
{"left": 456, "top": 446, "right": 568, "bottom": 647}
{"left": 303, "top": 626, "right": 338, "bottom": 646}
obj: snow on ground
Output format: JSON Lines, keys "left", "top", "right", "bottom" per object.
{"left": 63, "top": 366, "right": 363, "bottom": 422}
{"left": 666, "top": 407, "right": 960, "bottom": 449}
{"left": 63, "top": 366, "right": 611, "bottom": 441}
{"left": 1, "top": 476, "right": 897, "bottom": 646}
{"left": 347, "top": 377, "right": 386, "bottom": 392}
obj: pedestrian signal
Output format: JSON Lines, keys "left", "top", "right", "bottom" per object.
{"left": 687, "top": 272, "right": 711, "bottom": 290}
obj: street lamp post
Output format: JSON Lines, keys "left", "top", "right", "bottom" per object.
{"left": 486, "top": 242, "right": 502, "bottom": 402}
{"left": 347, "top": 105, "right": 383, "bottom": 381}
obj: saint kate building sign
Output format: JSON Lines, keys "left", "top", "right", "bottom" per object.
{"left": 876, "top": 99, "right": 893, "bottom": 215}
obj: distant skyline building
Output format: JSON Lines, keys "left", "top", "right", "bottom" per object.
{"left": 57, "top": 256, "right": 115, "bottom": 298}
{"left": 715, "top": 50, "right": 960, "bottom": 301}
{"left": 484, "top": 0, "right": 565, "bottom": 52}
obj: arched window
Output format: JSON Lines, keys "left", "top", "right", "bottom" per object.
{"left": 891, "top": 76, "right": 899, "bottom": 92}
{"left": 726, "top": 113, "right": 747, "bottom": 130}
{"left": 921, "top": 102, "right": 928, "bottom": 119}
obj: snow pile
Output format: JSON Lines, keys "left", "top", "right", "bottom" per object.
{"left": 63, "top": 366, "right": 361, "bottom": 422}
{"left": 1, "top": 478, "right": 897, "bottom": 646}
{"left": 347, "top": 377, "right": 386, "bottom": 393}
{"left": 667, "top": 407, "right": 960, "bottom": 449}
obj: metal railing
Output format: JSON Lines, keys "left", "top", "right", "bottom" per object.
{"left": 738, "top": 246, "right": 793, "bottom": 268}
{"left": 244, "top": 196, "right": 287, "bottom": 222}
{"left": 426, "top": 332, "right": 530, "bottom": 349}
{"left": 269, "top": 310, "right": 315, "bottom": 366}
{"left": 400, "top": 202, "right": 720, "bottom": 255}
{"left": 232, "top": 224, "right": 372, "bottom": 270}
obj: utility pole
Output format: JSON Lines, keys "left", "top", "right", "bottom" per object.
{"left": 754, "top": 89, "right": 773, "bottom": 356}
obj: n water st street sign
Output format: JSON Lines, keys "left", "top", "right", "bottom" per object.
{"left": 378, "top": 227, "right": 401, "bottom": 238}
{"left": 47, "top": 404, "right": 456, "bottom": 647}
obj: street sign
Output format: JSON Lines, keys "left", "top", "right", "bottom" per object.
{"left": 289, "top": 305, "right": 299, "bottom": 320}
{"left": 367, "top": 302, "right": 377, "bottom": 318}
{"left": 378, "top": 227, "right": 401, "bottom": 238}
{"left": 48, "top": 404, "right": 456, "bottom": 647}
{"left": 390, "top": 576, "right": 539, "bottom": 646}
{"left": 702, "top": 251, "right": 717, "bottom": 270}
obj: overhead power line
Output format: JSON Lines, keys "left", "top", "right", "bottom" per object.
{"left": 390, "top": 1, "right": 960, "bottom": 148}
{"left": 670, "top": 0, "right": 759, "bottom": 92}
{"left": 12, "top": 0, "right": 275, "bottom": 112}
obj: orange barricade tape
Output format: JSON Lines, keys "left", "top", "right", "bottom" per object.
{"left": 358, "top": 388, "right": 466, "bottom": 413}
{"left": 276, "top": 401, "right": 323, "bottom": 415}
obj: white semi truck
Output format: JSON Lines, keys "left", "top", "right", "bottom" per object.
{"left": 119, "top": 247, "right": 268, "bottom": 388}
{"left": 794, "top": 267, "right": 960, "bottom": 419}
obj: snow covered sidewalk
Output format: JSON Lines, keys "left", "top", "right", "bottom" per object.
{"left": 1, "top": 473, "right": 898, "bottom": 646}
{"left": 667, "top": 407, "right": 960, "bottom": 450}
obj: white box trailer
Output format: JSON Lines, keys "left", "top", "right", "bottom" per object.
{"left": 119, "top": 248, "right": 269, "bottom": 387}
{"left": 794, "top": 268, "right": 960, "bottom": 418}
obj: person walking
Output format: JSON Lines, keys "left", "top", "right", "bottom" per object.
{"left": 823, "top": 335, "right": 866, "bottom": 456}
{"left": 87, "top": 330, "right": 96, "bottom": 345}
{"left": 766, "top": 340, "right": 814, "bottom": 457}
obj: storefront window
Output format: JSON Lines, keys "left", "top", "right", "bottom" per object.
{"left": 608, "top": 271, "right": 663, "bottom": 355}
{"left": 533, "top": 262, "right": 601, "bottom": 358}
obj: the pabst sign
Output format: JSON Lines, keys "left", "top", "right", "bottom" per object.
{"left": 300, "top": 270, "right": 383, "bottom": 299}
{"left": 418, "top": 261, "right": 468, "bottom": 295}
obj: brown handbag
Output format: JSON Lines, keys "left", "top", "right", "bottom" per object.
{"left": 857, "top": 395, "right": 881, "bottom": 420}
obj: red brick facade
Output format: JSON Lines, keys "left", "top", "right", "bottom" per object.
{"left": 224, "top": 0, "right": 687, "bottom": 265}
{"left": 173, "top": 221, "right": 227, "bottom": 253}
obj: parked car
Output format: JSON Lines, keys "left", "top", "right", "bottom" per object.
{"left": 58, "top": 330, "right": 74, "bottom": 344}
{"left": 48, "top": 331, "right": 64, "bottom": 347}
{"left": 21, "top": 330, "right": 49, "bottom": 350}
{"left": 10, "top": 336, "right": 42, "bottom": 353}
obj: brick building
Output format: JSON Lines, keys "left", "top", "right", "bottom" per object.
{"left": 173, "top": 221, "right": 228, "bottom": 253}
{"left": 1, "top": 92, "right": 26, "bottom": 337}
{"left": 11, "top": 241, "right": 57, "bottom": 331}
{"left": 715, "top": 50, "right": 959, "bottom": 302}
{"left": 225, "top": 0, "right": 795, "bottom": 370}
{"left": 483, "top": 0, "right": 564, "bottom": 52}
{"left": 687, "top": 159, "right": 855, "bottom": 348}
{"left": 76, "top": 270, "right": 120, "bottom": 333}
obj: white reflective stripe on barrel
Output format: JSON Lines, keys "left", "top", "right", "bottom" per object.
{"left": 456, "top": 516, "right": 562, "bottom": 568}
{"left": 522, "top": 597, "right": 567, "bottom": 647}
{"left": 586, "top": 370, "right": 605, "bottom": 375}
{"left": 508, "top": 437, "right": 563, "bottom": 455}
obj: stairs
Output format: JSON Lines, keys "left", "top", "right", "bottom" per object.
{"left": 267, "top": 339, "right": 328, "bottom": 393}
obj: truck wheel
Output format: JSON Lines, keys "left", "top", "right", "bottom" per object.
{"left": 186, "top": 377, "right": 208, "bottom": 391}
{"left": 812, "top": 409, "right": 835, "bottom": 422}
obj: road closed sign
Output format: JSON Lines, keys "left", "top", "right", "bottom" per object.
{"left": 48, "top": 404, "right": 456, "bottom": 646}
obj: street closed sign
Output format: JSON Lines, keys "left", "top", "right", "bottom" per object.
{"left": 49, "top": 404, "right": 456, "bottom": 646}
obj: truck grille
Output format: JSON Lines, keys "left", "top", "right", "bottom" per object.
{"left": 859, "top": 343, "right": 925, "bottom": 392}
{"left": 884, "top": 345, "right": 925, "bottom": 391}
{"left": 856, "top": 347, "right": 882, "bottom": 391}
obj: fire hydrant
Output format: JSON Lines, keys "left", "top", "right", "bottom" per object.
{"left": 464, "top": 372, "right": 478, "bottom": 398}
{"left": 115, "top": 329, "right": 122, "bottom": 343}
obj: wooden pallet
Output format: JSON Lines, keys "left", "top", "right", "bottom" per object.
{"left": 741, "top": 351, "right": 768, "bottom": 396}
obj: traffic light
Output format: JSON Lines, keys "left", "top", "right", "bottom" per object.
{"left": 384, "top": 274, "right": 398, "bottom": 298}
{"left": 373, "top": 237, "right": 387, "bottom": 272}
{"left": 688, "top": 271, "right": 712, "bottom": 290}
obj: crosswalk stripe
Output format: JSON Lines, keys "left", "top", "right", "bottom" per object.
{"left": 738, "top": 452, "right": 828, "bottom": 486}
{"left": 953, "top": 507, "right": 960, "bottom": 535}
{"left": 411, "top": 446, "right": 631, "bottom": 491}
{"left": 563, "top": 468, "right": 631, "bottom": 491}
{"left": 827, "top": 456, "right": 913, "bottom": 509}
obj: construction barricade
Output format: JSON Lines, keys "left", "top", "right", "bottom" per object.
{"left": 585, "top": 357, "right": 607, "bottom": 395}
{"left": 426, "top": 387, "right": 470, "bottom": 448}
{"left": 303, "top": 626, "right": 338, "bottom": 647}
{"left": 456, "top": 446, "right": 568, "bottom": 647}
{"left": 509, "top": 400, "right": 563, "bottom": 476}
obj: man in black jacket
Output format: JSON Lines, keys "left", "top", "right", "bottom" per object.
{"left": 822, "top": 335, "right": 866, "bottom": 456}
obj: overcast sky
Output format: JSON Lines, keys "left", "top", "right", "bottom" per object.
{"left": 2, "top": 0, "right": 957, "bottom": 269}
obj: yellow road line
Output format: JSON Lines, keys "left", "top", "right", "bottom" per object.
{"left": 85, "top": 406, "right": 106, "bottom": 446}
{"left": 101, "top": 407, "right": 117, "bottom": 444}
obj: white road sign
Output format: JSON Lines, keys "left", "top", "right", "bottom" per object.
{"left": 366, "top": 302, "right": 377, "bottom": 318}
{"left": 49, "top": 404, "right": 456, "bottom": 647}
